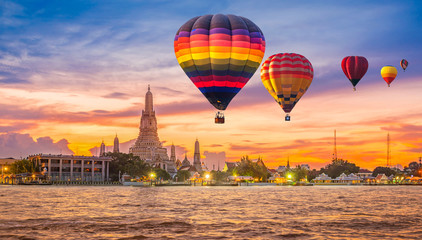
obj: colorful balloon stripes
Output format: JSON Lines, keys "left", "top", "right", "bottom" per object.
{"left": 174, "top": 13, "right": 410, "bottom": 122}
{"left": 381, "top": 66, "right": 398, "bottom": 87}
{"left": 174, "top": 14, "right": 265, "bottom": 110}
{"left": 261, "top": 53, "right": 313, "bottom": 118}
{"left": 400, "top": 59, "right": 408, "bottom": 71}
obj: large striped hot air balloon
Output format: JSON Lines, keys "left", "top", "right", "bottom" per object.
{"left": 381, "top": 66, "right": 397, "bottom": 87}
{"left": 400, "top": 59, "right": 408, "bottom": 71}
{"left": 174, "top": 14, "right": 266, "bottom": 124}
{"left": 261, "top": 53, "right": 314, "bottom": 121}
{"left": 341, "top": 56, "right": 368, "bottom": 91}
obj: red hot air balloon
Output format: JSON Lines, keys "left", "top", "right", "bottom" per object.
{"left": 341, "top": 56, "right": 369, "bottom": 91}
{"left": 400, "top": 59, "right": 408, "bottom": 71}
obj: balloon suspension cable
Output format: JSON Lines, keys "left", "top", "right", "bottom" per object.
{"left": 215, "top": 111, "right": 225, "bottom": 124}
{"left": 285, "top": 114, "right": 291, "bottom": 122}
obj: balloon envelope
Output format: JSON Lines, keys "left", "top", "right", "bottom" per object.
{"left": 174, "top": 14, "right": 266, "bottom": 110}
{"left": 400, "top": 59, "right": 408, "bottom": 71}
{"left": 261, "top": 53, "right": 313, "bottom": 117}
{"left": 381, "top": 66, "right": 397, "bottom": 87}
{"left": 341, "top": 56, "right": 368, "bottom": 90}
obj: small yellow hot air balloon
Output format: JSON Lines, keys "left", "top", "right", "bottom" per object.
{"left": 381, "top": 66, "right": 397, "bottom": 87}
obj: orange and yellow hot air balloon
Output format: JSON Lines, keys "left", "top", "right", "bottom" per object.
{"left": 261, "top": 53, "right": 313, "bottom": 121}
{"left": 381, "top": 66, "right": 397, "bottom": 87}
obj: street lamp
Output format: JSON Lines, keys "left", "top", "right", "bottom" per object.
{"left": 1, "top": 166, "right": 8, "bottom": 184}
{"left": 205, "top": 174, "right": 210, "bottom": 185}
{"left": 150, "top": 173, "right": 155, "bottom": 186}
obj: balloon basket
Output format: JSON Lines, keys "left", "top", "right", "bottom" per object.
{"left": 215, "top": 112, "right": 225, "bottom": 124}
{"left": 285, "top": 114, "right": 291, "bottom": 121}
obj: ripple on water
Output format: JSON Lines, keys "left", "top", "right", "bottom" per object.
{"left": 0, "top": 186, "right": 421, "bottom": 239}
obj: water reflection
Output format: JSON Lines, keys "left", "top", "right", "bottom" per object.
{"left": 0, "top": 185, "right": 421, "bottom": 239}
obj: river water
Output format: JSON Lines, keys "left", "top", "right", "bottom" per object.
{"left": 0, "top": 185, "right": 421, "bottom": 239}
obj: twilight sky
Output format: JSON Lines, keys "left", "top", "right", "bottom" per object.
{"left": 1, "top": 0, "right": 422, "bottom": 170}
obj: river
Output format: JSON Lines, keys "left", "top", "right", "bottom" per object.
{"left": 0, "top": 185, "right": 421, "bottom": 239}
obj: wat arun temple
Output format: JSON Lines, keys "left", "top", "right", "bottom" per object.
{"left": 129, "top": 86, "right": 207, "bottom": 177}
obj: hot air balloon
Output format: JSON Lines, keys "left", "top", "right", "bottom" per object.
{"left": 381, "top": 66, "right": 397, "bottom": 87}
{"left": 261, "top": 53, "right": 314, "bottom": 121}
{"left": 174, "top": 14, "right": 266, "bottom": 124}
{"left": 341, "top": 56, "right": 368, "bottom": 91}
{"left": 400, "top": 59, "right": 408, "bottom": 71}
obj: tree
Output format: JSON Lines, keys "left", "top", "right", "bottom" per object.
{"left": 307, "top": 169, "right": 319, "bottom": 182}
{"left": 175, "top": 170, "right": 191, "bottom": 182}
{"left": 322, "top": 159, "right": 360, "bottom": 178}
{"left": 233, "top": 156, "right": 269, "bottom": 181}
{"left": 372, "top": 167, "right": 397, "bottom": 177}
{"left": 292, "top": 165, "right": 308, "bottom": 181}
{"left": 153, "top": 168, "right": 171, "bottom": 180}
{"left": 106, "top": 152, "right": 151, "bottom": 181}
{"left": 10, "top": 159, "right": 35, "bottom": 174}
{"left": 210, "top": 170, "right": 230, "bottom": 182}
{"left": 408, "top": 162, "right": 421, "bottom": 177}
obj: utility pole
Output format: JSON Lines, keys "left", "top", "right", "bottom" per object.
{"left": 333, "top": 130, "right": 337, "bottom": 160}
{"left": 387, "top": 133, "right": 391, "bottom": 167}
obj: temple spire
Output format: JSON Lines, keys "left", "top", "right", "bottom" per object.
{"left": 113, "top": 134, "right": 119, "bottom": 153}
{"left": 194, "top": 138, "right": 201, "bottom": 172}
{"left": 145, "top": 85, "right": 153, "bottom": 113}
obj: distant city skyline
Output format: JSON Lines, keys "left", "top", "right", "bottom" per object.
{"left": 1, "top": 1, "right": 422, "bottom": 170}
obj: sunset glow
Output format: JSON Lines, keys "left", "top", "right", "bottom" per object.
{"left": 1, "top": 1, "right": 421, "bottom": 170}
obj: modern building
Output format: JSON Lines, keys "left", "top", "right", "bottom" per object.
{"left": 113, "top": 134, "right": 120, "bottom": 153}
{"left": 28, "top": 154, "right": 112, "bottom": 182}
{"left": 129, "top": 85, "right": 177, "bottom": 176}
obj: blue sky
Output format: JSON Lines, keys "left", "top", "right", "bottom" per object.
{"left": 1, "top": 0, "right": 422, "bottom": 169}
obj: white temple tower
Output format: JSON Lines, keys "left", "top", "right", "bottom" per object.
{"left": 113, "top": 134, "right": 119, "bottom": 153}
{"left": 100, "top": 141, "right": 106, "bottom": 156}
{"left": 129, "top": 85, "right": 177, "bottom": 175}
{"left": 193, "top": 138, "right": 202, "bottom": 172}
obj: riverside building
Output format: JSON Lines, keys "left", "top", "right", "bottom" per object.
{"left": 28, "top": 154, "right": 111, "bottom": 182}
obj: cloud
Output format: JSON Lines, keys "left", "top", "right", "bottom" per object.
{"left": 0, "top": 102, "right": 140, "bottom": 127}
{"left": 0, "top": 122, "right": 37, "bottom": 133}
{"left": 102, "top": 92, "right": 131, "bottom": 99}
{"left": 202, "top": 151, "right": 226, "bottom": 171}
{"left": 0, "top": 132, "right": 74, "bottom": 158}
